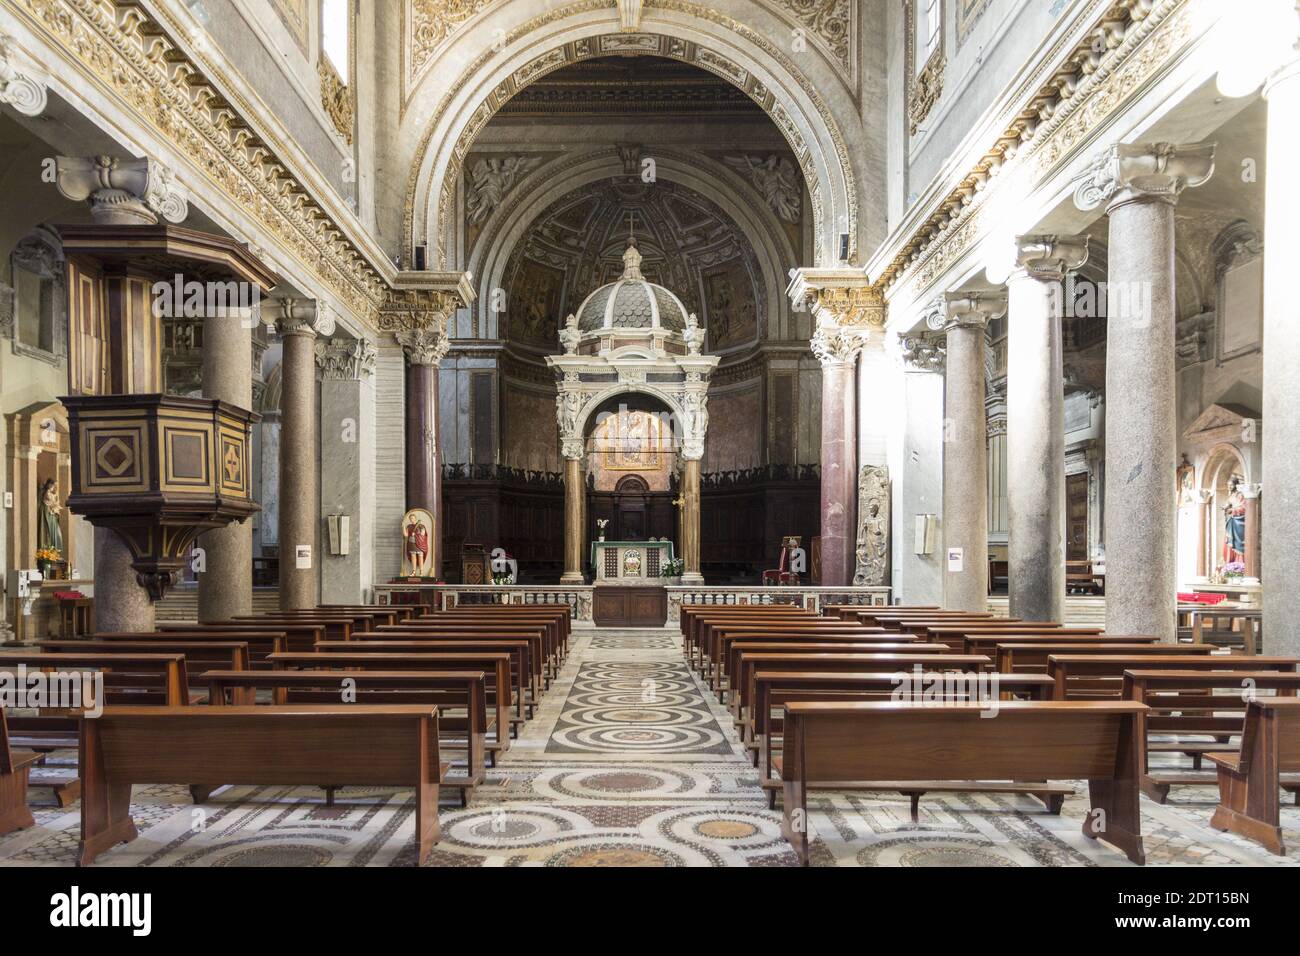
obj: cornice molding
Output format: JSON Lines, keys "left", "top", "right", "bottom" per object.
{"left": 870, "top": 0, "right": 1197, "bottom": 301}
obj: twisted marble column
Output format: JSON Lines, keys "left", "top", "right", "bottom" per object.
{"left": 1005, "top": 236, "right": 1088, "bottom": 624}
{"left": 1075, "top": 142, "right": 1214, "bottom": 640}
{"left": 938, "top": 291, "right": 1006, "bottom": 611}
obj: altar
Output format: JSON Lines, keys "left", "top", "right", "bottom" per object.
{"left": 590, "top": 540, "right": 675, "bottom": 584}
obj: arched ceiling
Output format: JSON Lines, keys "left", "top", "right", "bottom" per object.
{"left": 502, "top": 177, "right": 764, "bottom": 354}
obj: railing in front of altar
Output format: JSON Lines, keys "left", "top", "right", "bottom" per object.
{"left": 374, "top": 583, "right": 595, "bottom": 620}
{"left": 373, "top": 583, "right": 893, "bottom": 624}
{"left": 665, "top": 585, "right": 892, "bottom": 621}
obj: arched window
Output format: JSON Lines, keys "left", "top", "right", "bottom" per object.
{"left": 318, "top": 0, "right": 354, "bottom": 144}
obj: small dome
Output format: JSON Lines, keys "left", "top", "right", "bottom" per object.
{"left": 574, "top": 240, "right": 688, "bottom": 333}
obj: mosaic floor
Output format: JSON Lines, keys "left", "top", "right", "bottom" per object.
{"left": 2, "top": 626, "right": 1298, "bottom": 867}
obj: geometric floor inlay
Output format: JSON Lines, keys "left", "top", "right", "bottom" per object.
{"left": 4, "top": 624, "right": 1300, "bottom": 866}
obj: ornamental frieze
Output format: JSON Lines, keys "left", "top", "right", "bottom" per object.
{"left": 9, "top": 0, "right": 388, "bottom": 325}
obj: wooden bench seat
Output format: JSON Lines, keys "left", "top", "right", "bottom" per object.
{"left": 750, "top": 670, "right": 1057, "bottom": 795}
{"left": 778, "top": 700, "right": 1147, "bottom": 865}
{"left": 699, "top": 623, "right": 892, "bottom": 685}
{"left": 97, "top": 630, "right": 287, "bottom": 669}
{"left": 162, "top": 622, "right": 324, "bottom": 654}
{"left": 202, "top": 669, "right": 489, "bottom": 805}
{"left": 1208, "top": 698, "right": 1300, "bottom": 854}
{"left": 267, "top": 651, "right": 514, "bottom": 762}
{"left": 720, "top": 639, "right": 946, "bottom": 704}
{"left": 0, "top": 709, "right": 42, "bottom": 835}
{"left": 367, "top": 627, "right": 551, "bottom": 694}
{"left": 77, "top": 705, "right": 444, "bottom": 866}
{"left": 995, "top": 641, "right": 1210, "bottom": 674}
{"left": 1049, "top": 655, "right": 1300, "bottom": 701}
{"left": 732, "top": 652, "right": 989, "bottom": 725}
{"left": 39, "top": 640, "right": 254, "bottom": 703}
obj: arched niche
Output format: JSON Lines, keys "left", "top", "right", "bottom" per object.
{"left": 4, "top": 400, "right": 83, "bottom": 575}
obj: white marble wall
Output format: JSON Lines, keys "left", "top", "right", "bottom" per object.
{"left": 372, "top": 346, "right": 406, "bottom": 584}
{"left": 893, "top": 368, "right": 945, "bottom": 604}
{"left": 319, "top": 370, "right": 376, "bottom": 602}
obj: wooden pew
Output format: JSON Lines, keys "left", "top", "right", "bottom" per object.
{"left": 39, "top": 640, "right": 253, "bottom": 703}
{"left": 753, "top": 671, "right": 1058, "bottom": 803}
{"left": 1124, "top": 669, "right": 1300, "bottom": 803}
{"left": 323, "top": 603, "right": 417, "bottom": 623}
{"left": 732, "top": 652, "right": 989, "bottom": 726}
{"left": 372, "top": 624, "right": 553, "bottom": 691}
{"left": 778, "top": 700, "right": 1147, "bottom": 865}
{"left": 685, "top": 611, "right": 818, "bottom": 670}
{"left": 97, "top": 629, "right": 287, "bottom": 669}
{"left": 1050, "top": 655, "right": 1300, "bottom": 701}
{"left": 995, "top": 641, "right": 1210, "bottom": 675}
{"left": 1208, "top": 698, "right": 1300, "bottom": 854}
{"left": 234, "top": 614, "right": 355, "bottom": 642}
{"left": 719, "top": 636, "right": 938, "bottom": 703}
{"left": 161, "top": 622, "right": 324, "bottom": 654}
{"left": 78, "top": 705, "right": 444, "bottom": 866}
{"left": 681, "top": 607, "right": 810, "bottom": 664}
{"left": 334, "top": 638, "right": 537, "bottom": 720}
{"left": 417, "top": 608, "right": 572, "bottom": 664}
{"left": 203, "top": 669, "right": 488, "bottom": 805}
{"left": 0, "top": 652, "right": 187, "bottom": 808}
{"left": 921, "top": 624, "right": 1102, "bottom": 649}
{"left": 268, "top": 651, "right": 514, "bottom": 762}
{"left": 0, "top": 709, "right": 40, "bottom": 835}
{"left": 700, "top": 622, "right": 892, "bottom": 687}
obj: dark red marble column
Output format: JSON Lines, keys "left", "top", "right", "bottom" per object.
{"left": 398, "top": 328, "right": 448, "bottom": 579}
{"left": 813, "top": 333, "right": 860, "bottom": 587}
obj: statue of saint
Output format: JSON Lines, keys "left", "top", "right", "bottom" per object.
{"left": 36, "top": 478, "right": 63, "bottom": 557}
{"left": 1223, "top": 477, "right": 1246, "bottom": 565}
{"left": 404, "top": 515, "right": 430, "bottom": 576}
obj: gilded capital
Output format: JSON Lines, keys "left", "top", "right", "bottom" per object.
{"left": 1073, "top": 142, "right": 1216, "bottom": 212}
{"left": 1011, "top": 234, "right": 1089, "bottom": 283}
{"left": 54, "top": 155, "right": 188, "bottom": 225}
{"left": 786, "top": 268, "right": 884, "bottom": 329}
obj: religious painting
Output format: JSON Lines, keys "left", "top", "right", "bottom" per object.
{"left": 509, "top": 259, "right": 565, "bottom": 345}
{"left": 703, "top": 259, "right": 757, "bottom": 349}
{"left": 593, "top": 408, "right": 670, "bottom": 471}
{"left": 401, "top": 507, "right": 435, "bottom": 578}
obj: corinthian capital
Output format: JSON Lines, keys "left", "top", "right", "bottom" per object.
{"left": 939, "top": 290, "right": 1008, "bottom": 331}
{"left": 897, "top": 331, "right": 946, "bottom": 372}
{"left": 810, "top": 324, "right": 870, "bottom": 366}
{"left": 0, "top": 34, "right": 48, "bottom": 116}
{"left": 54, "top": 155, "right": 189, "bottom": 225}
{"left": 786, "top": 268, "right": 884, "bottom": 329}
{"left": 262, "top": 297, "right": 335, "bottom": 338}
{"left": 380, "top": 272, "right": 475, "bottom": 334}
{"left": 396, "top": 325, "right": 450, "bottom": 367}
{"left": 314, "top": 336, "right": 376, "bottom": 380}
{"left": 1073, "top": 142, "right": 1216, "bottom": 212}
{"left": 1012, "top": 234, "right": 1089, "bottom": 283}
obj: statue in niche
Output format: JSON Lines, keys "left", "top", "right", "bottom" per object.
{"left": 853, "top": 465, "right": 890, "bottom": 587}
{"left": 1223, "top": 476, "right": 1247, "bottom": 566}
{"left": 402, "top": 507, "right": 434, "bottom": 578}
{"left": 36, "top": 477, "right": 63, "bottom": 558}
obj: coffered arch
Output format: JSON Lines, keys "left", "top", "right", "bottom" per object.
{"left": 398, "top": 2, "right": 868, "bottom": 273}
{"left": 467, "top": 149, "right": 801, "bottom": 351}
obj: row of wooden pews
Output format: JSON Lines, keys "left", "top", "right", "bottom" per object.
{"left": 0, "top": 602, "right": 573, "bottom": 865}
{"left": 684, "top": 603, "right": 1300, "bottom": 862}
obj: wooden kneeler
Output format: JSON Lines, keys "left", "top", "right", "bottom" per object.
{"left": 0, "top": 710, "right": 40, "bottom": 836}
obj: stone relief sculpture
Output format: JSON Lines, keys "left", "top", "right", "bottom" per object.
{"left": 466, "top": 155, "right": 542, "bottom": 224}
{"left": 853, "top": 465, "right": 890, "bottom": 587}
{"left": 723, "top": 154, "right": 802, "bottom": 222}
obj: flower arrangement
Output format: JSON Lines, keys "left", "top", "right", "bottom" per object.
{"left": 596, "top": 518, "right": 609, "bottom": 541}
{"left": 661, "top": 557, "right": 685, "bottom": 579}
{"left": 1221, "top": 560, "right": 1246, "bottom": 580}
{"left": 35, "top": 547, "right": 62, "bottom": 564}
{"left": 491, "top": 550, "right": 516, "bottom": 585}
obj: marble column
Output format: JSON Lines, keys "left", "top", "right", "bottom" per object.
{"left": 1263, "top": 51, "right": 1300, "bottom": 655}
{"left": 93, "top": 528, "right": 154, "bottom": 632}
{"left": 1005, "top": 236, "right": 1088, "bottom": 624}
{"left": 811, "top": 330, "right": 863, "bottom": 587}
{"left": 1075, "top": 143, "right": 1214, "bottom": 641}
{"left": 396, "top": 326, "right": 449, "bottom": 581}
{"left": 561, "top": 449, "right": 584, "bottom": 584}
{"left": 197, "top": 308, "right": 254, "bottom": 622}
{"left": 938, "top": 291, "right": 1007, "bottom": 611}
{"left": 680, "top": 457, "right": 703, "bottom": 585}
{"left": 266, "top": 299, "right": 332, "bottom": 609}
